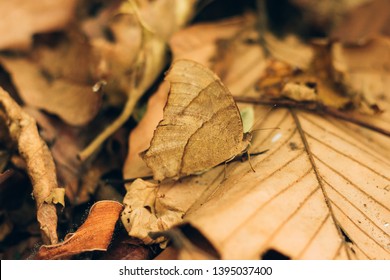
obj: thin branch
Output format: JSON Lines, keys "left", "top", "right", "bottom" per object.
{"left": 234, "top": 96, "right": 390, "bottom": 137}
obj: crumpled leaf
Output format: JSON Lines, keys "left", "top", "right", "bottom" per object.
{"left": 122, "top": 178, "right": 204, "bottom": 246}
{"left": 36, "top": 200, "right": 123, "bottom": 259}
{"left": 0, "top": 0, "right": 77, "bottom": 50}
{"left": 332, "top": 37, "right": 390, "bottom": 112}
{"left": 331, "top": 0, "right": 390, "bottom": 44}
{"left": 256, "top": 59, "right": 351, "bottom": 109}
{"left": 0, "top": 87, "right": 64, "bottom": 244}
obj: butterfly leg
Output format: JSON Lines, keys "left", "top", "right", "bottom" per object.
{"left": 246, "top": 150, "right": 256, "bottom": 173}
{"left": 224, "top": 155, "right": 236, "bottom": 179}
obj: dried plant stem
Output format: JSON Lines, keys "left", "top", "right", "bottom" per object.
{"left": 77, "top": 92, "right": 139, "bottom": 161}
{"left": 234, "top": 96, "right": 390, "bottom": 137}
{"left": 0, "top": 87, "right": 61, "bottom": 244}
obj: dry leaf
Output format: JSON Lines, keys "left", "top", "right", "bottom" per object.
{"left": 332, "top": 37, "right": 390, "bottom": 112}
{"left": 264, "top": 32, "right": 314, "bottom": 70}
{"left": 0, "top": 87, "right": 63, "bottom": 244}
{"left": 0, "top": 0, "right": 77, "bottom": 50}
{"left": 36, "top": 200, "right": 123, "bottom": 259}
{"left": 166, "top": 31, "right": 390, "bottom": 259}
{"left": 181, "top": 106, "right": 390, "bottom": 260}
{"left": 331, "top": 0, "right": 390, "bottom": 44}
{"left": 121, "top": 177, "right": 210, "bottom": 246}
{"left": 141, "top": 59, "right": 251, "bottom": 181}
{"left": 256, "top": 58, "right": 352, "bottom": 109}
{"left": 0, "top": 57, "right": 101, "bottom": 126}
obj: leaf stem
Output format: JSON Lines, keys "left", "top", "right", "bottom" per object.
{"left": 78, "top": 92, "right": 139, "bottom": 161}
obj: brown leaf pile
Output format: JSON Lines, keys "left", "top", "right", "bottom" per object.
{"left": 0, "top": 0, "right": 389, "bottom": 260}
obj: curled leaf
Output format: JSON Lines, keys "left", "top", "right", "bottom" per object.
{"left": 0, "top": 87, "right": 63, "bottom": 244}
{"left": 44, "top": 188, "right": 66, "bottom": 207}
{"left": 121, "top": 179, "right": 184, "bottom": 246}
{"left": 36, "top": 200, "right": 123, "bottom": 259}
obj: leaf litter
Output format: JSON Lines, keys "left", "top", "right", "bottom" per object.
{"left": 0, "top": 0, "right": 389, "bottom": 260}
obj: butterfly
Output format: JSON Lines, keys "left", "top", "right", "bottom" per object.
{"left": 141, "top": 59, "right": 252, "bottom": 181}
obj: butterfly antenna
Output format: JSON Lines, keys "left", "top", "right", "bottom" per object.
{"left": 248, "top": 104, "right": 277, "bottom": 133}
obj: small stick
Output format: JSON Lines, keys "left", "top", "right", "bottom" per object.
{"left": 234, "top": 96, "right": 390, "bottom": 137}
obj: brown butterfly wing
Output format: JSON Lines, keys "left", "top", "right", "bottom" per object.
{"left": 141, "top": 59, "right": 247, "bottom": 181}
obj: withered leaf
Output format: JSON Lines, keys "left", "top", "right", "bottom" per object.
{"left": 141, "top": 59, "right": 251, "bottom": 181}
{"left": 36, "top": 201, "right": 123, "bottom": 259}
{"left": 0, "top": 87, "right": 63, "bottom": 244}
{"left": 0, "top": 57, "right": 101, "bottom": 126}
{"left": 0, "top": 0, "right": 77, "bottom": 50}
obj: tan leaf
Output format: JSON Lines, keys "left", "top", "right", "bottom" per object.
{"left": 141, "top": 59, "right": 251, "bottom": 181}
{"left": 0, "top": 57, "right": 101, "bottom": 126}
{"left": 0, "top": 0, "right": 77, "bottom": 50}
{"left": 181, "top": 106, "right": 390, "bottom": 259}
{"left": 36, "top": 200, "right": 123, "bottom": 259}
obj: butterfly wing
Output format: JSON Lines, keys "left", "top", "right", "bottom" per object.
{"left": 141, "top": 59, "right": 247, "bottom": 181}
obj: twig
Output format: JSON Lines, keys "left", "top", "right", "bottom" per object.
{"left": 234, "top": 96, "right": 390, "bottom": 137}
{"left": 77, "top": 92, "right": 139, "bottom": 161}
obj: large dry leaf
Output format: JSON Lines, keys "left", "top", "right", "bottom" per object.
{"left": 0, "top": 0, "right": 77, "bottom": 50}
{"left": 172, "top": 34, "right": 390, "bottom": 260}
{"left": 125, "top": 21, "right": 389, "bottom": 259}
{"left": 181, "top": 106, "right": 390, "bottom": 259}
{"left": 36, "top": 200, "right": 123, "bottom": 259}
